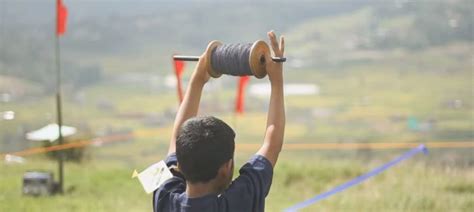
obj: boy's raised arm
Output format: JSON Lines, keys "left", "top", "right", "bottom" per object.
{"left": 167, "top": 49, "right": 211, "bottom": 155}
{"left": 257, "top": 31, "right": 286, "bottom": 167}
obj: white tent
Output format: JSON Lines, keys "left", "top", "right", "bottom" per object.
{"left": 250, "top": 83, "right": 320, "bottom": 97}
{"left": 26, "top": 124, "right": 77, "bottom": 142}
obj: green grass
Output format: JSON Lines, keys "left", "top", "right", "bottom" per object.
{"left": 268, "top": 156, "right": 474, "bottom": 211}
{"left": 1, "top": 150, "right": 472, "bottom": 211}
{"left": 0, "top": 159, "right": 148, "bottom": 212}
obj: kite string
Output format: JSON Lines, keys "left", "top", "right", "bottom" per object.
{"left": 210, "top": 43, "right": 253, "bottom": 76}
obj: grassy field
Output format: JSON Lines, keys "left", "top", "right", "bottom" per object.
{"left": 1, "top": 147, "right": 473, "bottom": 211}
{"left": 1, "top": 42, "right": 473, "bottom": 211}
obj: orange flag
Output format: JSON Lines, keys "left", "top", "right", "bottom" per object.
{"left": 56, "top": 0, "right": 68, "bottom": 36}
{"left": 173, "top": 58, "right": 185, "bottom": 103}
{"left": 235, "top": 76, "right": 250, "bottom": 114}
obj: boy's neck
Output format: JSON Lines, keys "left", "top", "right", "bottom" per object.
{"left": 186, "top": 180, "right": 221, "bottom": 198}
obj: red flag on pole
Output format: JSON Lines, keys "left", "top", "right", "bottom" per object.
{"left": 235, "top": 76, "right": 250, "bottom": 114}
{"left": 173, "top": 58, "right": 185, "bottom": 103}
{"left": 174, "top": 60, "right": 185, "bottom": 77}
{"left": 56, "top": 0, "right": 68, "bottom": 36}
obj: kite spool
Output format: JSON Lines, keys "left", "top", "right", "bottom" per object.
{"left": 173, "top": 40, "right": 286, "bottom": 79}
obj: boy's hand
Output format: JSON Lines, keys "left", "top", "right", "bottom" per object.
{"left": 265, "top": 31, "right": 285, "bottom": 84}
{"left": 192, "top": 46, "right": 212, "bottom": 85}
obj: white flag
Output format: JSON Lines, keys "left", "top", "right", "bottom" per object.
{"left": 132, "top": 160, "right": 173, "bottom": 194}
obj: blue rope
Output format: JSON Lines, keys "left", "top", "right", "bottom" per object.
{"left": 285, "top": 144, "right": 428, "bottom": 212}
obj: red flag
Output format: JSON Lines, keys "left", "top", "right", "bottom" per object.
{"left": 174, "top": 60, "right": 185, "bottom": 78}
{"left": 173, "top": 59, "right": 185, "bottom": 103}
{"left": 56, "top": 0, "right": 68, "bottom": 36}
{"left": 235, "top": 76, "right": 250, "bottom": 114}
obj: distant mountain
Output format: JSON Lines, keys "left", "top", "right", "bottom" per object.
{"left": 285, "top": 0, "right": 472, "bottom": 67}
{"left": 0, "top": 0, "right": 373, "bottom": 87}
{"left": 0, "top": 0, "right": 471, "bottom": 89}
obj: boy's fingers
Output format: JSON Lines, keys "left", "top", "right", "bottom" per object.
{"left": 279, "top": 36, "right": 285, "bottom": 55}
{"left": 268, "top": 31, "right": 280, "bottom": 53}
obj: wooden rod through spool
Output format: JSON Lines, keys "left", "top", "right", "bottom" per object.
{"left": 173, "top": 40, "right": 286, "bottom": 78}
{"left": 173, "top": 56, "right": 200, "bottom": 61}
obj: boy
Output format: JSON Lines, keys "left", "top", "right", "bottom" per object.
{"left": 153, "top": 31, "right": 285, "bottom": 211}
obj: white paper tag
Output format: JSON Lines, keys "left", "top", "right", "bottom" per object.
{"left": 132, "top": 160, "right": 173, "bottom": 194}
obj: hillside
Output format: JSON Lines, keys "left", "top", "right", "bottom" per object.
{"left": 0, "top": 0, "right": 471, "bottom": 89}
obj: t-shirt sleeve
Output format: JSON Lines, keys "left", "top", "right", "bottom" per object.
{"left": 222, "top": 155, "right": 274, "bottom": 211}
{"left": 164, "top": 153, "right": 178, "bottom": 167}
{"left": 152, "top": 153, "right": 185, "bottom": 212}
{"left": 164, "top": 153, "right": 185, "bottom": 180}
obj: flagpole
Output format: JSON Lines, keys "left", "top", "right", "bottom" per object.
{"left": 55, "top": 0, "right": 65, "bottom": 194}
{"left": 0, "top": 0, "right": 6, "bottom": 74}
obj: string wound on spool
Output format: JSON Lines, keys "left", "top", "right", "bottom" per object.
{"left": 173, "top": 40, "right": 286, "bottom": 79}
{"left": 211, "top": 43, "right": 254, "bottom": 77}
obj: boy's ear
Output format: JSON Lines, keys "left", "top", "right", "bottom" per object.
{"left": 226, "top": 159, "right": 233, "bottom": 171}
{"left": 219, "top": 159, "right": 233, "bottom": 174}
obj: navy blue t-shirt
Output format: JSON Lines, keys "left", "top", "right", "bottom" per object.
{"left": 153, "top": 153, "right": 273, "bottom": 212}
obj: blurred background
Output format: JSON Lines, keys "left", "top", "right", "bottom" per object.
{"left": 0, "top": 0, "right": 472, "bottom": 211}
